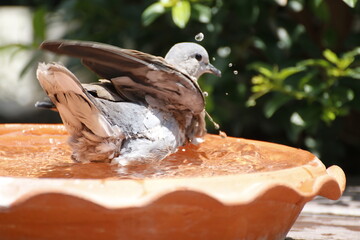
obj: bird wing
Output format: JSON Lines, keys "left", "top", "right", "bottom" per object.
{"left": 36, "top": 63, "right": 122, "bottom": 139}
{"left": 35, "top": 80, "right": 124, "bottom": 112}
{"left": 40, "top": 40, "right": 205, "bottom": 114}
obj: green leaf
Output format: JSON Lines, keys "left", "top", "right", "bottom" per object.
{"left": 193, "top": 3, "right": 211, "bottom": 23}
{"left": 323, "top": 49, "right": 339, "bottom": 65}
{"left": 333, "top": 87, "right": 355, "bottom": 103}
{"left": 298, "top": 71, "right": 317, "bottom": 89}
{"left": 342, "top": 0, "right": 358, "bottom": 7}
{"left": 274, "top": 0, "right": 287, "bottom": 6}
{"left": 257, "top": 67, "right": 273, "bottom": 78}
{"left": 251, "top": 75, "right": 266, "bottom": 85}
{"left": 298, "top": 106, "right": 323, "bottom": 128}
{"left": 290, "top": 112, "right": 305, "bottom": 127}
{"left": 322, "top": 108, "right": 336, "bottom": 123}
{"left": 314, "top": 0, "right": 324, "bottom": 7}
{"left": 172, "top": 0, "right": 191, "bottom": 28}
{"left": 276, "top": 66, "right": 305, "bottom": 80}
{"left": 248, "top": 62, "right": 273, "bottom": 77}
{"left": 160, "top": 0, "right": 177, "bottom": 7}
{"left": 298, "top": 59, "right": 331, "bottom": 68}
{"left": 264, "top": 94, "right": 292, "bottom": 118}
{"left": 337, "top": 56, "right": 354, "bottom": 70}
{"left": 246, "top": 90, "right": 270, "bottom": 107}
{"left": 32, "top": 7, "right": 46, "bottom": 44}
{"left": 253, "top": 38, "right": 266, "bottom": 50}
{"left": 347, "top": 67, "right": 360, "bottom": 79}
{"left": 346, "top": 89, "right": 354, "bottom": 101}
{"left": 311, "top": 0, "right": 330, "bottom": 22}
{"left": 142, "top": 2, "right": 166, "bottom": 26}
{"left": 343, "top": 47, "right": 360, "bottom": 58}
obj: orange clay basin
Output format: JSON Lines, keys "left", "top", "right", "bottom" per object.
{"left": 0, "top": 124, "right": 345, "bottom": 240}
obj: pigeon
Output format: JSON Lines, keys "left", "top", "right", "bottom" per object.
{"left": 36, "top": 40, "right": 221, "bottom": 165}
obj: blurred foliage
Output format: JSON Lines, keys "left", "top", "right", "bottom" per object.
{"left": 247, "top": 47, "right": 360, "bottom": 160}
{"left": 248, "top": 48, "right": 360, "bottom": 124}
{"left": 1, "top": 0, "right": 360, "bottom": 173}
{"left": 142, "top": 0, "right": 213, "bottom": 28}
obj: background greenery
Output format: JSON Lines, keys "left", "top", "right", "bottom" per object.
{"left": 1, "top": 0, "right": 360, "bottom": 175}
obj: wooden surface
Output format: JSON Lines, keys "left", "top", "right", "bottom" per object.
{"left": 286, "top": 186, "right": 360, "bottom": 240}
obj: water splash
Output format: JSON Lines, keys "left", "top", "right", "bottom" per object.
{"left": 195, "top": 32, "right": 204, "bottom": 42}
{"left": 219, "top": 131, "right": 227, "bottom": 138}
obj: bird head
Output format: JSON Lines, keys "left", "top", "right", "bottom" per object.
{"left": 165, "top": 42, "right": 221, "bottom": 80}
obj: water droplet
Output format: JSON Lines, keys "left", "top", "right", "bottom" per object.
{"left": 203, "top": 91, "right": 209, "bottom": 97}
{"left": 219, "top": 131, "right": 227, "bottom": 138}
{"left": 228, "top": 63, "right": 233, "bottom": 68}
{"left": 233, "top": 70, "right": 238, "bottom": 75}
{"left": 195, "top": 32, "right": 204, "bottom": 42}
{"left": 212, "top": 57, "right": 216, "bottom": 61}
{"left": 225, "top": 92, "right": 229, "bottom": 96}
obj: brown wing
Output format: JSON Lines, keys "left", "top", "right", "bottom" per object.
{"left": 40, "top": 40, "right": 205, "bottom": 114}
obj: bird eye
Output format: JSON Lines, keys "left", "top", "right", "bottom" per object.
{"left": 195, "top": 53, "right": 202, "bottom": 61}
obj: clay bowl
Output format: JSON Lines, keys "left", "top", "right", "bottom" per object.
{"left": 0, "top": 124, "right": 345, "bottom": 240}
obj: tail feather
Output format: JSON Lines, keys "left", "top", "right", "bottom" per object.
{"left": 36, "top": 63, "right": 120, "bottom": 139}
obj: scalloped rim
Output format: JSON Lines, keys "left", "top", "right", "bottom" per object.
{"left": 0, "top": 124, "right": 346, "bottom": 209}
{"left": 0, "top": 162, "right": 345, "bottom": 209}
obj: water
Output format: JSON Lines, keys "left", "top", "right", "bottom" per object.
{"left": 0, "top": 125, "right": 309, "bottom": 179}
{"left": 195, "top": 32, "right": 204, "bottom": 42}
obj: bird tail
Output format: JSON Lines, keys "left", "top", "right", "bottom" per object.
{"left": 36, "top": 63, "right": 123, "bottom": 162}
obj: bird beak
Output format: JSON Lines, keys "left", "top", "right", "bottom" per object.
{"left": 206, "top": 63, "right": 222, "bottom": 77}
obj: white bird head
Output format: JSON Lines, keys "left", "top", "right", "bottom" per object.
{"left": 165, "top": 42, "right": 221, "bottom": 80}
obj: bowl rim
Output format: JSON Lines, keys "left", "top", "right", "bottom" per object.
{"left": 0, "top": 163, "right": 345, "bottom": 209}
{"left": 0, "top": 124, "right": 346, "bottom": 209}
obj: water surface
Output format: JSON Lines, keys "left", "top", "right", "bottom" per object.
{"left": 0, "top": 124, "right": 311, "bottom": 179}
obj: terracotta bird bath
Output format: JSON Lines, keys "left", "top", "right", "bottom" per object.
{"left": 0, "top": 124, "right": 345, "bottom": 240}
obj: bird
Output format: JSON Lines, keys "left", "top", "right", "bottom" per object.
{"left": 36, "top": 40, "right": 221, "bottom": 166}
